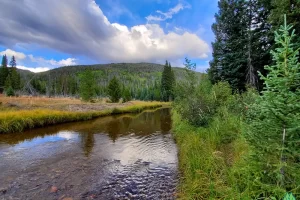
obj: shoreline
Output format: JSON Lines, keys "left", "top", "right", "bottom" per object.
{"left": 0, "top": 101, "right": 170, "bottom": 134}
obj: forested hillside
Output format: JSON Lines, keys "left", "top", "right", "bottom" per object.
{"left": 17, "top": 62, "right": 201, "bottom": 101}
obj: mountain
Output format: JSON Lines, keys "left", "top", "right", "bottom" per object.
{"left": 18, "top": 63, "right": 202, "bottom": 100}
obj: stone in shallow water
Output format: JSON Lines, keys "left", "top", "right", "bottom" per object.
{"left": 50, "top": 186, "right": 58, "bottom": 193}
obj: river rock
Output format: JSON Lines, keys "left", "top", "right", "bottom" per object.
{"left": 50, "top": 186, "right": 58, "bottom": 193}
{"left": 0, "top": 187, "right": 7, "bottom": 194}
{"left": 62, "top": 198, "right": 73, "bottom": 200}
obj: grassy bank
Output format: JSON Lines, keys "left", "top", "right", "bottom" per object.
{"left": 172, "top": 108, "right": 251, "bottom": 200}
{"left": 0, "top": 101, "right": 169, "bottom": 133}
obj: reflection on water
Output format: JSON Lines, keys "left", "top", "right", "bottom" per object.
{"left": 0, "top": 108, "right": 177, "bottom": 199}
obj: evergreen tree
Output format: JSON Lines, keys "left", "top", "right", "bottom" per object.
{"left": 107, "top": 76, "right": 121, "bottom": 103}
{"left": 246, "top": 16, "right": 300, "bottom": 197}
{"left": 269, "top": 0, "right": 300, "bottom": 51}
{"left": 4, "top": 75, "right": 14, "bottom": 96}
{"left": 208, "top": 0, "right": 248, "bottom": 91}
{"left": 246, "top": 0, "right": 273, "bottom": 90}
{"left": 161, "top": 60, "right": 175, "bottom": 101}
{"left": 1, "top": 55, "right": 8, "bottom": 67}
{"left": 79, "top": 70, "right": 97, "bottom": 102}
{"left": 9, "top": 56, "right": 17, "bottom": 68}
{"left": 0, "top": 55, "right": 9, "bottom": 88}
{"left": 122, "top": 87, "right": 132, "bottom": 102}
{"left": 209, "top": 0, "right": 272, "bottom": 91}
{"left": 11, "top": 67, "right": 21, "bottom": 90}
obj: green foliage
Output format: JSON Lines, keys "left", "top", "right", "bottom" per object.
{"left": 0, "top": 55, "right": 9, "bottom": 88}
{"left": 79, "top": 70, "right": 97, "bottom": 102}
{"left": 172, "top": 96, "right": 250, "bottom": 199}
{"left": 11, "top": 67, "right": 21, "bottom": 90}
{"left": 9, "top": 56, "right": 16, "bottom": 68}
{"left": 107, "top": 76, "right": 121, "bottom": 103}
{"left": 269, "top": 0, "right": 300, "bottom": 52}
{"left": 244, "top": 16, "right": 300, "bottom": 198}
{"left": 23, "top": 63, "right": 199, "bottom": 100}
{"left": 208, "top": 0, "right": 248, "bottom": 91}
{"left": 209, "top": 0, "right": 273, "bottom": 91}
{"left": 161, "top": 60, "right": 176, "bottom": 101}
{"left": 0, "top": 56, "right": 21, "bottom": 93}
{"left": 5, "top": 86, "right": 15, "bottom": 97}
{"left": 1, "top": 55, "right": 8, "bottom": 68}
{"left": 175, "top": 58, "right": 234, "bottom": 127}
{"left": 122, "top": 87, "right": 131, "bottom": 103}
{"left": 284, "top": 193, "right": 296, "bottom": 200}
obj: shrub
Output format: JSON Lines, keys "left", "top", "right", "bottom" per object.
{"left": 5, "top": 86, "right": 15, "bottom": 97}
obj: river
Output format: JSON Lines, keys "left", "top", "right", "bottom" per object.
{"left": 0, "top": 108, "right": 178, "bottom": 200}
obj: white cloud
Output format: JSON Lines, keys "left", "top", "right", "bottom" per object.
{"left": 28, "top": 55, "right": 76, "bottom": 67}
{"left": 17, "top": 65, "right": 50, "bottom": 73}
{"left": 0, "top": 0, "right": 209, "bottom": 65}
{"left": 146, "top": 2, "right": 191, "bottom": 22}
{"left": 57, "top": 58, "right": 77, "bottom": 66}
{"left": 0, "top": 49, "right": 26, "bottom": 60}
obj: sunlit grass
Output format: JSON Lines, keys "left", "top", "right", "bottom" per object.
{"left": 0, "top": 101, "right": 169, "bottom": 133}
{"left": 172, "top": 109, "right": 250, "bottom": 200}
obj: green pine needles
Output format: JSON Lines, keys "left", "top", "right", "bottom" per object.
{"left": 245, "top": 15, "right": 300, "bottom": 198}
{"left": 107, "top": 76, "right": 121, "bottom": 103}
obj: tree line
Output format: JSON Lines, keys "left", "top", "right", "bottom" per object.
{"left": 78, "top": 60, "right": 176, "bottom": 102}
{"left": 208, "top": 0, "right": 300, "bottom": 92}
{"left": 1, "top": 60, "right": 180, "bottom": 102}
{"left": 0, "top": 55, "right": 21, "bottom": 96}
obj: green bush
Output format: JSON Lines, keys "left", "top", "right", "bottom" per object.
{"left": 5, "top": 86, "right": 15, "bottom": 97}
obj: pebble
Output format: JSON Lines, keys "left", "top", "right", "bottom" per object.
{"left": 50, "top": 186, "right": 58, "bottom": 193}
{"left": 0, "top": 187, "right": 7, "bottom": 194}
{"left": 62, "top": 198, "right": 73, "bottom": 200}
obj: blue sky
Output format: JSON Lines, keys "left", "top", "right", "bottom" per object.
{"left": 0, "top": 0, "right": 218, "bottom": 72}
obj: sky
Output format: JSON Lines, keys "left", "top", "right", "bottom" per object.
{"left": 0, "top": 0, "right": 218, "bottom": 73}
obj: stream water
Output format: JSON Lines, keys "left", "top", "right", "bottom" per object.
{"left": 0, "top": 108, "right": 178, "bottom": 200}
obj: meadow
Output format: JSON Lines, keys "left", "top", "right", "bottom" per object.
{"left": 0, "top": 96, "right": 169, "bottom": 133}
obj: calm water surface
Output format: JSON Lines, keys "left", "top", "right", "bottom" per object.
{"left": 0, "top": 108, "right": 178, "bottom": 200}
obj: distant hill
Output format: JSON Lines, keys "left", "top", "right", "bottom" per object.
{"left": 18, "top": 63, "right": 202, "bottom": 100}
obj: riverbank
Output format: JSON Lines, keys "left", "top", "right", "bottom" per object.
{"left": 0, "top": 97, "right": 169, "bottom": 133}
{"left": 172, "top": 110, "right": 249, "bottom": 199}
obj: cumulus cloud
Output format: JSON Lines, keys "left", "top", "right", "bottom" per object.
{"left": 146, "top": 2, "right": 191, "bottom": 22}
{"left": 0, "top": 49, "right": 26, "bottom": 60}
{"left": 0, "top": 0, "right": 209, "bottom": 64}
{"left": 28, "top": 55, "right": 76, "bottom": 67}
{"left": 17, "top": 66, "right": 50, "bottom": 73}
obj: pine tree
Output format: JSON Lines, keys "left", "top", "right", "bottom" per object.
{"left": 79, "top": 70, "right": 97, "bottom": 102}
{"left": 122, "top": 87, "right": 131, "bottom": 103}
{"left": 4, "top": 75, "right": 14, "bottom": 96}
{"left": 1, "top": 55, "right": 8, "bottom": 67}
{"left": 11, "top": 67, "right": 21, "bottom": 90}
{"left": 0, "top": 55, "right": 9, "bottom": 88}
{"left": 209, "top": 0, "right": 272, "bottom": 91}
{"left": 269, "top": 0, "right": 300, "bottom": 51}
{"left": 246, "top": 0, "right": 273, "bottom": 90}
{"left": 9, "top": 56, "right": 16, "bottom": 68}
{"left": 107, "top": 76, "right": 121, "bottom": 103}
{"left": 161, "top": 60, "right": 175, "bottom": 101}
{"left": 208, "top": 0, "right": 248, "bottom": 91}
{"left": 246, "top": 16, "right": 300, "bottom": 197}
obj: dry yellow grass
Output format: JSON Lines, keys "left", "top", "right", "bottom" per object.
{"left": 0, "top": 97, "right": 170, "bottom": 133}
{"left": 0, "top": 96, "right": 164, "bottom": 112}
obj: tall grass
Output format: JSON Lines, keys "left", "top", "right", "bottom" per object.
{"left": 0, "top": 101, "right": 169, "bottom": 133}
{"left": 172, "top": 107, "right": 251, "bottom": 200}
